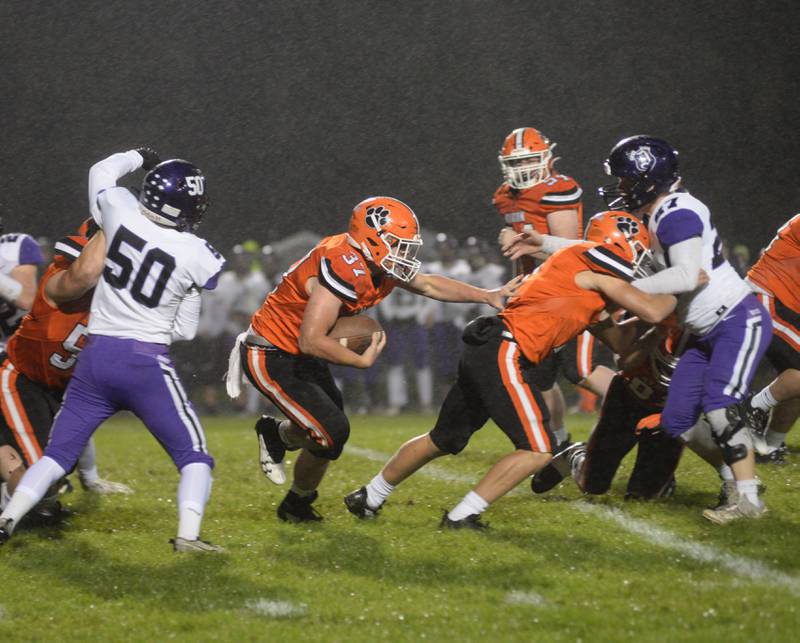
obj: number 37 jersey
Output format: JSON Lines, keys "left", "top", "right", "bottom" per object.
{"left": 90, "top": 187, "right": 225, "bottom": 344}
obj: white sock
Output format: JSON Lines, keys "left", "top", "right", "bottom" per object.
{"left": 765, "top": 430, "right": 787, "bottom": 449}
{"left": 718, "top": 465, "right": 734, "bottom": 481}
{"left": 751, "top": 386, "right": 778, "bottom": 411}
{"left": 736, "top": 479, "right": 761, "bottom": 506}
{"left": 177, "top": 462, "right": 212, "bottom": 541}
{"left": 1, "top": 456, "right": 66, "bottom": 526}
{"left": 448, "top": 491, "right": 489, "bottom": 521}
{"left": 553, "top": 427, "right": 569, "bottom": 445}
{"left": 77, "top": 439, "right": 99, "bottom": 483}
{"left": 365, "top": 473, "right": 395, "bottom": 510}
{"left": 0, "top": 482, "right": 10, "bottom": 511}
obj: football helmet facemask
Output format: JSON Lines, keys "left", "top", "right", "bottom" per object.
{"left": 585, "top": 210, "right": 654, "bottom": 278}
{"left": 139, "top": 159, "right": 209, "bottom": 233}
{"left": 348, "top": 196, "right": 422, "bottom": 282}
{"left": 498, "top": 127, "right": 554, "bottom": 190}
{"left": 598, "top": 135, "right": 680, "bottom": 212}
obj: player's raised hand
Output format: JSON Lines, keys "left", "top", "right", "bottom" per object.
{"left": 502, "top": 229, "right": 545, "bottom": 260}
{"left": 355, "top": 331, "right": 387, "bottom": 368}
{"left": 135, "top": 147, "right": 161, "bottom": 171}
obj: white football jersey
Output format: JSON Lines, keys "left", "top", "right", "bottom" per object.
{"left": 89, "top": 187, "right": 225, "bottom": 344}
{"left": 0, "top": 232, "right": 43, "bottom": 343}
{"left": 648, "top": 191, "right": 751, "bottom": 334}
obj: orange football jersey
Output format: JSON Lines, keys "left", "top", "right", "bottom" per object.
{"left": 493, "top": 173, "right": 583, "bottom": 236}
{"left": 748, "top": 213, "right": 800, "bottom": 313}
{"left": 251, "top": 234, "right": 396, "bottom": 354}
{"left": 499, "top": 242, "right": 633, "bottom": 364}
{"left": 6, "top": 236, "right": 92, "bottom": 391}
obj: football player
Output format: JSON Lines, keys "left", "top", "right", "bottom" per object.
{"left": 599, "top": 135, "right": 773, "bottom": 524}
{"left": 740, "top": 213, "right": 800, "bottom": 463}
{"left": 226, "top": 196, "right": 520, "bottom": 522}
{"left": 0, "top": 148, "right": 225, "bottom": 552}
{"left": 0, "top": 216, "right": 45, "bottom": 350}
{"left": 494, "top": 127, "right": 614, "bottom": 448}
{"left": 0, "top": 219, "right": 132, "bottom": 516}
{"left": 344, "top": 212, "right": 680, "bottom": 528}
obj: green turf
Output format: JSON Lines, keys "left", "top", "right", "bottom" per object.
{"left": 1, "top": 414, "right": 798, "bottom": 642}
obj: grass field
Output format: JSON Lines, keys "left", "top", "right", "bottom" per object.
{"left": 0, "top": 413, "right": 798, "bottom": 642}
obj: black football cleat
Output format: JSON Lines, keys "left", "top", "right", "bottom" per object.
{"left": 755, "top": 444, "right": 788, "bottom": 465}
{"left": 439, "top": 511, "right": 488, "bottom": 530}
{"left": 737, "top": 395, "right": 771, "bottom": 435}
{"left": 255, "top": 416, "right": 287, "bottom": 485}
{"left": 277, "top": 490, "right": 323, "bottom": 523}
{"left": 344, "top": 486, "right": 381, "bottom": 519}
{"left": 0, "top": 517, "right": 14, "bottom": 545}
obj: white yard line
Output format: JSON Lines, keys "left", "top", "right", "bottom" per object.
{"left": 347, "top": 445, "right": 800, "bottom": 594}
{"left": 245, "top": 599, "right": 306, "bottom": 618}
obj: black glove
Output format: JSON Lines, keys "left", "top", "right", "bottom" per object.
{"left": 135, "top": 147, "right": 161, "bottom": 171}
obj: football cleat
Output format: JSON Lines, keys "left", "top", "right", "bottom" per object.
{"left": 0, "top": 517, "right": 14, "bottom": 544}
{"left": 277, "top": 490, "right": 323, "bottom": 523}
{"left": 80, "top": 477, "right": 134, "bottom": 495}
{"left": 344, "top": 486, "right": 381, "bottom": 519}
{"left": 738, "top": 395, "right": 771, "bottom": 435}
{"left": 755, "top": 444, "right": 788, "bottom": 465}
{"left": 255, "top": 416, "right": 287, "bottom": 485}
{"left": 702, "top": 495, "right": 767, "bottom": 525}
{"left": 714, "top": 480, "right": 738, "bottom": 509}
{"left": 531, "top": 442, "right": 586, "bottom": 494}
{"left": 439, "top": 511, "right": 488, "bottom": 531}
{"left": 170, "top": 537, "right": 225, "bottom": 553}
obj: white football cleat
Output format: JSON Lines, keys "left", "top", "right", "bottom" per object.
{"left": 703, "top": 495, "right": 767, "bottom": 525}
{"left": 81, "top": 477, "right": 134, "bottom": 495}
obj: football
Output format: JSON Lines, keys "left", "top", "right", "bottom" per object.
{"left": 328, "top": 315, "right": 384, "bottom": 355}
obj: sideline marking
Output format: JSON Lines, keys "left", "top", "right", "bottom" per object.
{"left": 347, "top": 445, "right": 800, "bottom": 593}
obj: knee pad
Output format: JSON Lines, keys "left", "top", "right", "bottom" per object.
{"left": 709, "top": 405, "right": 753, "bottom": 466}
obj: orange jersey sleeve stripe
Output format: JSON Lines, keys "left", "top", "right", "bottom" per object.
{"left": 245, "top": 347, "right": 334, "bottom": 449}
{"left": 497, "top": 341, "right": 551, "bottom": 453}
{"left": 0, "top": 361, "right": 43, "bottom": 465}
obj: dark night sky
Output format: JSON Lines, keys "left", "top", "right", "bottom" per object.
{"left": 1, "top": 1, "right": 799, "bottom": 257}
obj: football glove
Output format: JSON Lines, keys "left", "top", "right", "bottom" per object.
{"left": 135, "top": 147, "right": 161, "bottom": 171}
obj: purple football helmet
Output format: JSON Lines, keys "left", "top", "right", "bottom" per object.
{"left": 598, "top": 136, "right": 680, "bottom": 211}
{"left": 139, "top": 159, "right": 208, "bottom": 233}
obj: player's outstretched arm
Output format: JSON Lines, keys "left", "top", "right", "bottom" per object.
{"left": 299, "top": 279, "right": 386, "bottom": 368}
{"left": 45, "top": 231, "right": 106, "bottom": 305}
{"left": 501, "top": 229, "right": 582, "bottom": 261}
{"left": 402, "top": 273, "right": 523, "bottom": 310}
{"left": 631, "top": 237, "right": 703, "bottom": 294}
{"left": 577, "top": 271, "right": 677, "bottom": 324}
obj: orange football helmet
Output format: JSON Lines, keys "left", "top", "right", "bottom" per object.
{"left": 348, "top": 196, "right": 422, "bottom": 282}
{"left": 585, "top": 210, "right": 653, "bottom": 277}
{"left": 498, "top": 127, "right": 555, "bottom": 189}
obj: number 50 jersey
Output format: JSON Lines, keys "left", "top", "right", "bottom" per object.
{"left": 90, "top": 187, "right": 225, "bottom": 344}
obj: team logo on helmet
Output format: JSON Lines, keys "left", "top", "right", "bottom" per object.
{"left": 627, "top": 146, "right": 656, "bottom": 172}
{"left": 615, "top": 216, "right": 640, "bottom": 238}
{"left": 365, "top": 205, "right": 391, "bottom": 230}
